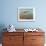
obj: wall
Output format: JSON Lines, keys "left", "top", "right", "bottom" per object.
{"left": 0, "top": 0, "right": 46, "bottom": 29}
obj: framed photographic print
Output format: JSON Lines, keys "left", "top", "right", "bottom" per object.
{"left": 18, "top": 7, "right": 35, "bottom": 21}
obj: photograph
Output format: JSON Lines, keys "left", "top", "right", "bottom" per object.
{"left": 18, "top": 7, "right": 35, "bottom": 21}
